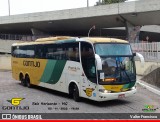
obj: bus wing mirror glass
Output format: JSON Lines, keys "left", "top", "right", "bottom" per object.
{"left": 135, "top": 52, "right": 145, "bottom": 68}
{"left": 95, "top": 54, "right": 102, "bottom": 70}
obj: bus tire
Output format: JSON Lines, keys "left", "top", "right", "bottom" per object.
{"left": 20, "top": 74, "right": 26, "bottom": 87}
{"left": 25, "top": 75, "right": 32, "bottom": 88}
{"left": 73, "top": 84, "right": 80, "bottom": 102}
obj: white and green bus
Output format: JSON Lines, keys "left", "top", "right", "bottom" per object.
{"left": 11, "top": 36, "right": 144, "bottom": 101}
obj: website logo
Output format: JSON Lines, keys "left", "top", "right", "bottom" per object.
{"left": 2, "top": 114, "right": 11, "bottom": 119}
{"left": 142, "top": 105, "right": 158, "bottom": 112}
{"left": 7, "top": 98, "right": 25, "bottom": 106}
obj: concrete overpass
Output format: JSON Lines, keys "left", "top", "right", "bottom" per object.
{"left": 0, "top": 0, "right": 160, "bottom": 35}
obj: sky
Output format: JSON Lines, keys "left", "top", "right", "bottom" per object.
{"left": 0, "top": 0, "right": 98, "bottom": 16}
{"left": 0, "top": 0, "right": 136, "bottom": 16}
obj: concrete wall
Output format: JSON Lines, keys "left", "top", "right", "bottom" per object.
{"left": 0, "top": 55, "right": 11, "bottom": 70}
{"left": 0, "top": 39, "right": 23, "bottom": 53}
{"left": 135, "top": 61, "right": 160, "bottom": 76}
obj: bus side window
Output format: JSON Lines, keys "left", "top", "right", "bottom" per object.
{"left": 45, "top": 44, "right": 56, "bottom": 59}
{"left": 66, "top": 42, "right": 80, "bottom": 62}
{"left": 35, "top": 45, "right": 45, "bottom": 59}
{"left": 16, "top": 45, "right": 35, "bottom": 58}
{"left": 81, "top": 42, "right": 96, "bottom": 83}
{"left": 27, "top": 45, "right": 35, "bottom": 58}
{"left": 12, "top": 46, "right": 17, "bottom": 57}
{"left": 45, "top": 44, "right": 66, "bottom": 60}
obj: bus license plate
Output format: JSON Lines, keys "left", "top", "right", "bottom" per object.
{"left": 118, "top": 94, "right": 125, "bottom": 99}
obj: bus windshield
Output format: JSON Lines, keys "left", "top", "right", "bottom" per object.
{"left": 95, "top": 43, "right": 132, "bottom": 56}
{"left": 95, "top": 43, "right": 136, "bottom": 85}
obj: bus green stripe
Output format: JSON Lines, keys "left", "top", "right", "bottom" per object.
{"left": 123, "top": 82, "right": 136, "bottom": 89}
{"left": 40, "top": 60, "right": 66, "bottom": 84}
{"left": 56, "top": 39, "right": 76, "bottom": 44}
{"left": 40, "top": 60, "right": 57, "bottom": 83}
{"left": 128, "top": 82, "right": 136, "bottom": 88}
{"left": 46, "top": 60, "right": 66, "bottom": 84}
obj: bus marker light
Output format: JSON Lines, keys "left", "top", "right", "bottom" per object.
{"left": 102, "top": 78, "right": 116, "bottom": 82}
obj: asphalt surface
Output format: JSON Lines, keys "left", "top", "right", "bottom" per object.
{"left": 0, "top": 70, "right": 160, "bottom": 114}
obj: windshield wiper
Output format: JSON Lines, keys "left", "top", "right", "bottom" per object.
{"left": 116, "top": 59, "right": 132, "bottom": 83}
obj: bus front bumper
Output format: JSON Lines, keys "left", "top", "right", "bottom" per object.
{"left": 97, "top": 87, "right": 137, "bottom": 101}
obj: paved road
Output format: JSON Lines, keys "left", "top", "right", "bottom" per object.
{"left": 0, "top": 70, "right": 160, "bottom": 115}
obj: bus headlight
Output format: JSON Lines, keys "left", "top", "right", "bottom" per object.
{"left": 99, "top": 89, "right": 111, "bottom": 93}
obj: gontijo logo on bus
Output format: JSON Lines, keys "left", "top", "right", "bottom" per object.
{"left": 84, "top": 88, "right": 95, "bottom": 97}
{"left": 7, "top": 98, "right": 25, "bottom": 106}
{"left": 23, "top": 60, "right": 40, "bottom": 67}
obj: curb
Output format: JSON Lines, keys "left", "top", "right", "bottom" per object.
{"left": 137, "top": 80, "right": 160, "bottom": 96}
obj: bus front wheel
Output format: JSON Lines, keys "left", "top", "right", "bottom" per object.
{"left": 25, "top": 75, "right": 32, "bottom": 88}
{"left": 73, "top": 84, "right": 80, "bottom": 102}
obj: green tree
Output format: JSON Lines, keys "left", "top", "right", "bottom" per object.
{"left": 96, "top": 0, "right": 126, "bottom": 5}
{"left": 103, "top": 0, "right": 126, "bottom": 4}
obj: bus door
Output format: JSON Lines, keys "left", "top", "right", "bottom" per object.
{"left": 80, "top": 42, "right": 97, "bottom": 98}
{"left": 66, "top": 42, "right": 81, "bottom": 93}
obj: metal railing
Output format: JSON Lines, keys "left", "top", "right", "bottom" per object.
{"left": 131, "top": 42, "right": 160, "bottom": 61}
{"left": 0, "top": 34, "right": 50, "bottom": 41}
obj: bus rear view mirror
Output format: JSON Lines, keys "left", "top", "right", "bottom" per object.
{"left": 95, "top": 54, "right": 102, "bottom": 70}
{"left": 135, "top": 52, "right": 144, "bottom": 68}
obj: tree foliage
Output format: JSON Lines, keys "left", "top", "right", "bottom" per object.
{"left": 103, "top": 0, "right": 126, "bottom": 4}
{"left": 96, "top": 0, "right": 127, "bottom": 5}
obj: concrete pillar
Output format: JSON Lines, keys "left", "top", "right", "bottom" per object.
{"left": 126, "top": 22, "right": 141, "bottom": 43}
{"left": 31, "top": 28, "right": 47, "bottom": 36}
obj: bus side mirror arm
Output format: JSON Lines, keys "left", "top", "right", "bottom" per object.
{"left": 133, "top": 53, "right": 136, "bottom": 57}
{"left": 135, "top": 52, "right": 145, "bottom": 67}
{"left": 95, "top": 54, "right": 102, "bottom": 70}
